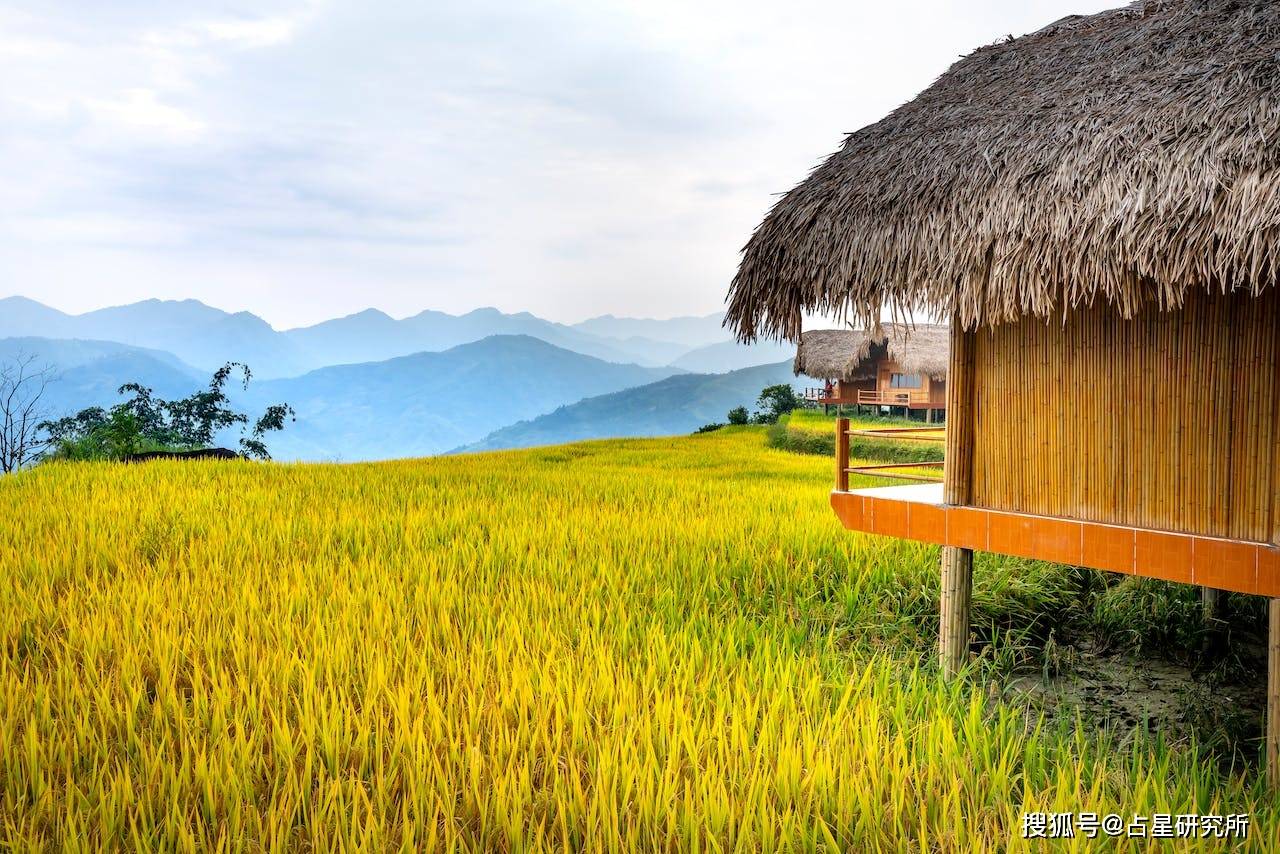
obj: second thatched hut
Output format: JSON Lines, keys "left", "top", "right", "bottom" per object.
{"left": 794, "top": 324, "right": 948, "bottom": 419}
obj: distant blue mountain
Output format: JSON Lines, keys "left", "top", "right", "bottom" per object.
{"left": 51, "top": 353, "right": 205, "bottom": 416}
{"left": 668, "top": 339, "right": 794, "bottom": 373}
{"left": 0, "top": 337, "right": 205, "bottom": 425}
{"left": 1, "top": 296, "right": 749, "bottom": 377}
{"left": 459, "top": 361, "right": 799, "bottom": 452}
{"left": 236, "top": 335, "right": 682, "bottom": 460}
{"left": 281, "top": 305, "right": 684, "bottom": 368}
{"left": 570, "top": 312, "right": 727, "bottom": 348}
{"left": 10, "top": 332, "right": 682, "bottom": 461}
{"left": 0, "top": 297, "right": 309, "bottom": 378}
{"left": 0, "top": 336, "right": 197, "bottom": 374}
{"left": 2, "top": 297, "right": 800, "bottom": 461}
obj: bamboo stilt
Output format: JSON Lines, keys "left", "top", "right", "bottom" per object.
{"left": 940, "top": 547, "right": 973, "bottom": 675}
{"left": 835, "top": 418, "right": 849, "bottom": 493}
{"left": 1269, "top": 599, "right": 1280, "bottom": 786}
{"left": 941, "top": 316, "right": 977, "bottom": 676}
{"left": 1201, "top": 587, "right": 1221, "bottom": 625}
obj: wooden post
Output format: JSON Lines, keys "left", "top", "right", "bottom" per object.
{"left": 1269, "top": 599, "right": 1280, "bottom": 786}
{"left": 835, "top": 417, "right": 849, "bottom": 493}
{"left": 1201, "top": 587, "right": 1220, "bottom": 625}
{"left": 940, "top": 316, "right": 978, "bottom": 676}
{"left": 1269, "top": 331, "right": 1280, "bottom": 787}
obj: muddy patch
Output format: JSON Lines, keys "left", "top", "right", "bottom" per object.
{"left": 995, "top": 637, "right": 1267, "bottom": 766}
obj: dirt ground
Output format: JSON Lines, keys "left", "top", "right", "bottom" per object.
{"left": 998, "top": 633, "right": 1268, "bottom": 767}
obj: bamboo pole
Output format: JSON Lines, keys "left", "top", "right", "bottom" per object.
{"left": 1269, "top": 305, "right": 1280, "bottom": 787}
{"left": 1269, "top": 600, "right": 1280, "bottom": 786}
{"left": 1201, "top": 587, "right": 1220, "bottom": 625}
{"left": 940, "top": 316, "right": 977, "bottom": 676}
{"left": 835, "top": 417, "right": 849, "bottom": 493}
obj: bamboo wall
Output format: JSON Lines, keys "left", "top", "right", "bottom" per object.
{"left": 970, "top": 288, "right": 1280, "bottom": 542}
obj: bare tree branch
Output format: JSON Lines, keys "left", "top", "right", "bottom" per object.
{"left": 0, "top": 352, "right": 57, "bottom": 473}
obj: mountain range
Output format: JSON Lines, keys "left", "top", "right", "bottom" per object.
{"left": 461, "top": 361, "right": 797, "bottom": 452}
{"left": 1, "top": 296, "right": 801, "bottom": 461}
{"left": 6, "top": 335, "right": 681, "bottom": 460}
{"left": 240, "top": 336, "right": 678, "bottom": 460}
{"left": 0, "top": 296, "right": 786, "bottom": 378}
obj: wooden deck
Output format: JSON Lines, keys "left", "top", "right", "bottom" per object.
{"left": 832, "top": 484, "right": 1280, "bottom": 597}
{"left": 856, "top": 390, "right": 936, "bottom": 409}
{"left": 802, "top": 387, "right": 859, "bottom": 405}
{"left": 803, "top": 388, "right": 946, "bottom": 410}
{"left": 832, "top": 416, "right": 1278, "bottom": 595}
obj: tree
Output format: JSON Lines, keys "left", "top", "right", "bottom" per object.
{"left": 40, "top": 362, "right": 295, "bottom": 461}
{"left": 753, "top": 384, "right": 800, "bottom": 424}
{"left": 238, "top": 404, "right": 296, "bottom": 460}
{"left": 726, "top": 406, "right": 750, "bottom": 425}
{"left": 0, "top": 353, "right": 56, "bottom": 473}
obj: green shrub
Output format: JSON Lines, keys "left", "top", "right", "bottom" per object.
{"left": 753, "top": 385, "right": 800, "bottom": 424}
{"left": 766, "top": 419, "right": 944, "bottom": 464}
{"left": 40, "top": 362, "right": 293, "bottom": 462}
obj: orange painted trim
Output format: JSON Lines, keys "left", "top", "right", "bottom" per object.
{"left": 830, "top": 491, "right": 1280, "bottom": 597}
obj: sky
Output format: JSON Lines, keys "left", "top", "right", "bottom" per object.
{"left": 0, "top": 0, "right": 1117, "bottom": 330}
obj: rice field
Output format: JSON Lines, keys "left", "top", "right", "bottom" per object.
{"left": 1, "top": 427, "right": 1275, "bottom": 851}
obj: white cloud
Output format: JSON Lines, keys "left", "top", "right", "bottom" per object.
{"left": 0, "top": 0, "right": 1119, "bottom": 328}
{"left": 200, "top": 15, "right": 307, "bottom": 49}
{"left": 84, "top": 88, "right": 207, "bottom": 139}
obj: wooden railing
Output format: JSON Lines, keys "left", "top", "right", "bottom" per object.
{"left": 836, "top": 418, "right": 850, "bottom": 491}
{"left": 857, "top": 389, "right": 931, "bottom": 406}
{"left": 835, "top": 417, "right": 945, "bottom": 489}
{"left": 850, "top": 426, "right": 946, "bottom": 443}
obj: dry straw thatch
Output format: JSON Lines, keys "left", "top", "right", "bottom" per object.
{"left": 726, "top": 0, "right": 1280, "bottom": 341}
{"left": 793, "top": 324, "right": 950, "bottom": 381}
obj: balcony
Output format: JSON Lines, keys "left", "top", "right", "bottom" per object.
{"left": 857, "top": 389, "right": 933, "bottom": 408}
{"left": 830, "top": 418, "right": 1280, "bottom": 598}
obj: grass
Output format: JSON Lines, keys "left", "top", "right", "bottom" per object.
{"left": 0, "top": 426, "right": 1274, "bottom": 850}
{"left": 768, "top": 409, "right": 946, "bottom": 466}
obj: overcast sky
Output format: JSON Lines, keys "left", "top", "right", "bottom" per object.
{"left": 0, "top": 0, "right": 1115, "bottom": 329}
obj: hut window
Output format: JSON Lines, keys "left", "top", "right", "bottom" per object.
{"left": 889, "top": 373, "right": 923, "bottom": 388}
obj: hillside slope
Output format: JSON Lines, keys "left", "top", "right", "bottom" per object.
{"left": 242, "top": 335, "right": 680, "bottom": 460}
{"left": 462, "top": 360, "right": 797, "bottom": 451}
{"left": 0, "top": 337, "right": 205, "bottom": 423}
{"left": 11, "top": 333, "right": 679, "bottom": 460}
{"left": 0, "top": 336, "right": 197, "bottom": 375}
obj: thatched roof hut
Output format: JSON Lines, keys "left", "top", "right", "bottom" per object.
{"left": 727, "top": 0, "right": 1280, "bottom": 763}
{"left": 726, "top": 0, "right": 1280, "bottom": 341}
{"left": 793, "top": 325, "right": 949, "bottom": 381}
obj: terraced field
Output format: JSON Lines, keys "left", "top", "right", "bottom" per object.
{"left": 0, "top": 427, "right": 1272, "bottom": 850}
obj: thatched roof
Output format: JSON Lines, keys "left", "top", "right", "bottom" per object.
{"left": 793, "top": 324, "right": 949, "bottom": 381}
{"left": 727, "top": 0, "right": 1280, "bottom": 341}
